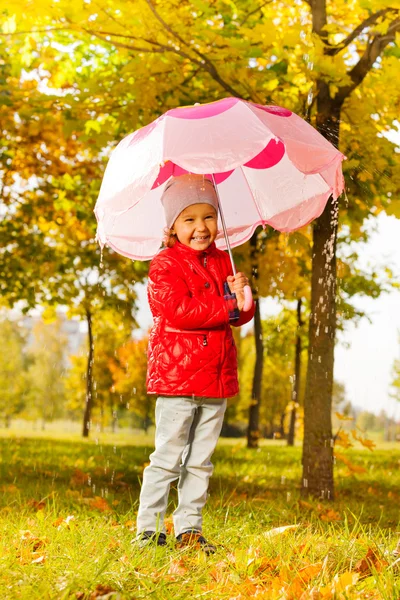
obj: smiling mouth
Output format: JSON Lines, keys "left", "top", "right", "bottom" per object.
{"left": 192, "top": 236, "right": 209, "bottom": 242}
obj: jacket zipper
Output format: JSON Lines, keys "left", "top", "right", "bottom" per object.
{"left": 203, "top": 253, "right": 207, "bottom": 268}
{"left": 203, "top": 335, "right": 208, "bottom": 346}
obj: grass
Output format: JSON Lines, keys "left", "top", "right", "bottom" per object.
{"left": 0, "top": 429, "right": 399, "bottom": 599}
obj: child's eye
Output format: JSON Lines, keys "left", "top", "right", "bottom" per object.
{"left": 185, "top": 218, "right": 194, "bottom": 222}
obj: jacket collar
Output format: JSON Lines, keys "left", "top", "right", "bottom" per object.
{"left": 172, "top": 240, "right": 217, "bottom": 259}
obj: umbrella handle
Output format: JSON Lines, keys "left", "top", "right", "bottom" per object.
{"left": 243, "top": 285, "right": 253, "bottom": 312}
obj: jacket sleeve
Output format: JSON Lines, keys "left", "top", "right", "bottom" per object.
{"left": 232, "top": 299, "right": 256, "bottom": 327}
{"left": 148, "top": 255, "right": 234, "bottom": 330}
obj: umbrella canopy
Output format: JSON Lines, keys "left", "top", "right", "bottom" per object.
{"left": 95, "top": 97, "right": 345, "bottom": 260}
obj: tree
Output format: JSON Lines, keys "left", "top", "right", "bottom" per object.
{"left": 110, "top": 335, "right": 155, "bottom": 433}
{"left": 64, "top": 313, "right": 132, "bottom": 432}
{"left": 3, "top": 0, "right": 400, "bottom": 484}
{"left": 25, "top": 316, "right": 68, "bottom": 428}
{"left": 0, "top": 41, "right": 146, "bottom": 436}
{"left": 302, "top": 1, "right": 400, "bottom": 499}
{"left": 0, "top": 316, "right": 27, "bottom": 426}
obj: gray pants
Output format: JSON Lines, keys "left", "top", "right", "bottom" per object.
{"left": 137, "top": 395, "right": 227, "bottom": 536}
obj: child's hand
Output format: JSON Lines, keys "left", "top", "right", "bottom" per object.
{"left": 227, "top": 272, "right": 250, "bottom": 311}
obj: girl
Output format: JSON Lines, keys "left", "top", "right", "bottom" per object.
{"left": 136, "top": 173, "right": 255, "bottom": 553}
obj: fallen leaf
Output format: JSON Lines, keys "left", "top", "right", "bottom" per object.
{"left": 107, "top": 537, "right": 121, "bottom": 551}
{"left": 264, "top": 525, "right": 299, "bottom": 539}
{"left": 89, "top": 496, "right": 112, "bottom": 512}
{"left": 1, "top": 484, "right": 19, "bottom": 493}
{"left": 254, "top": 557, "right": 280, "bottom": 577}
{"left": 298, "top": 500, "right": 314, "bottom": 511}
{"left": 296, "top": 562, "right": 323, "bottom": 584}
{"left": 289, "top": 562, "right": 323, "bottom": 598}
{"left": 70, "top": 469, "right": 89, "bottom": 487}
{"left": 53, "top": 515, "right": 76, "bottom": 529}
{"left": 168, "top": 558, "right": 188, "bottom": 577}
{"left": 31, "top": 553, "right": 46, "bottom": 565}
{"left": 333, "top": 571, "right": 359, "bottom": 592}
{"left": 88, "top": 584, "right": 116, "bottom": 599}
{"left": 320, "top": 509, "right": 341, "bottom": 522}
{"left": 355, "top": 547, "right": 388, "bottom": 576}
{"left": 27, "top": 499, "right": 46, "bottom": 511}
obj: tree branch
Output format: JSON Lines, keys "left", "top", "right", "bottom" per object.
{"left": 336, "top": 16, "right": 400, "bottom": 103}
{"left": 325, "top": 8, "right": 396, "bottom": 56}
{"left": 0, "top": 27, "right": 69, "bottom": 36}
{"left": 239, "top": 0, "right": 273, "bottom": 27}
{"left": 143, "top": 0, "right": 245, "bottom": 98}
{"left": 81, "top": 28, "right": 167, "bottom": 53}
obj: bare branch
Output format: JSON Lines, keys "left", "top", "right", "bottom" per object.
{"left": 336, "top": 16, "right": 400, "bottom": 103}
{"left": 144, "top": 0, "right": 190, "bottom": 50}
{"left": 325, "top": 8, "right": 396, "bottom": 56}
{"left": 239, "top": 0, "right": 273, "bottom": 27}
{"left": 0, "top": 27, "right": 70, "bottom": 36}
{"left": 143, "top": 0, "right": 245, "bottom": 98}
{"left": 81, "top": 28, "right": 166, "bottom": 53}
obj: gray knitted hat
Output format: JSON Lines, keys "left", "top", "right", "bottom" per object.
{"left": 161, "top": 174, "right": 218, "bottom": 228}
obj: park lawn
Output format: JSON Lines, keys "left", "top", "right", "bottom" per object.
{"left": 0, "top": 432, "right": 399, "bottom": 599}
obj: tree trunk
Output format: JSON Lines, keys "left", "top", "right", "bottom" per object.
{"left": 301, "top": 83, "right": 342, "bottom": 498}
{"left": 288, "top": 298, "right": 303, "bottom": 446}
{"left": 279, "top": 411, "right": 286, "bottom": 439}
{"left": 82, "top": 308, "right": 94, "bottom": 438}
{"left": 247, "top": 231, "right": 264, "bottom": 448}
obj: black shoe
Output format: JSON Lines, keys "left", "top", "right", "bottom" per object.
{"left": 135, "top": 531, "right": 167, "bottom": 548}
{"left": 176, "top": 529, "right": 216, "bottom": 555}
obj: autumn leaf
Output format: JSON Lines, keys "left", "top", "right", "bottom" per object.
{"left": 288, "top": 562, "right": 324, "bottom": 598}
{"left": 31, "top": 553, "right": 46, "bottom": 565}
{"left": 333, "top": 571, "right": 360, "bottom": 592}
{"left": 335, "top": 431, "right": 353, "bottom": 449}
{"left": 27, "top": 499, "right": 46, "bottom": 511}
{"left": 335, "top": 452, "right": 367, "bottom": 475}
{"left": 53, "top": 515, "right": 76, "bottom": 529}
{"left": 1, "top": 484, "right": 19, "bottom": 493}
{"left": 88, "top": 496, "right": 112, "bottom": 512}
{"left": 355, "top": 547, "right": 388, "bottom": 577}
{"left": 358, "top": 437, "right": 376, "bottom": 451}
{"left": 168, "top": 558, "right": 188, "bottom": 577}
{"left": 335, "top": 412, "right": 354, "bottom": 421}
{"left": 70, "top": 469, "right": 89, "bottom": 487}
{"left": 264, "top": 525, "right": 300, "bottom": 539}
{"left": 319, "top": 509, "right": 341, "bottom": 522}
{"left": 298, "top": 500, "right": 314, "bottom": 511}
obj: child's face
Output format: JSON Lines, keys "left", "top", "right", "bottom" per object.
{"left": 172, "top": 203, "right": 218, "bottom": 251}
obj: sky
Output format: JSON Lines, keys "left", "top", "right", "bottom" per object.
{"left": 134, "top": 212, "right": 400, "bottom": 420}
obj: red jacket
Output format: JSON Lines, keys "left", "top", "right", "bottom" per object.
{"left": 146, "top": 241, "right": 255, "bottom": 398}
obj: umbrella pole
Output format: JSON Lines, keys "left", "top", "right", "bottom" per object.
{"left": 211, "top": 175, "right": 236, "bottom": 276}
{"left": 211, "top": 174, "right": 253, "bottom": 312}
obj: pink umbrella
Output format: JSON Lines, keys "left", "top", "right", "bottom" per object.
{"left": 95, "top": 97, "right": 345, "bottom": 308}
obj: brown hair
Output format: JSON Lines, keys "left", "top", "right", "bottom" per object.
{"left": 163, "top": 227, "right": 177, "bottom": 248}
